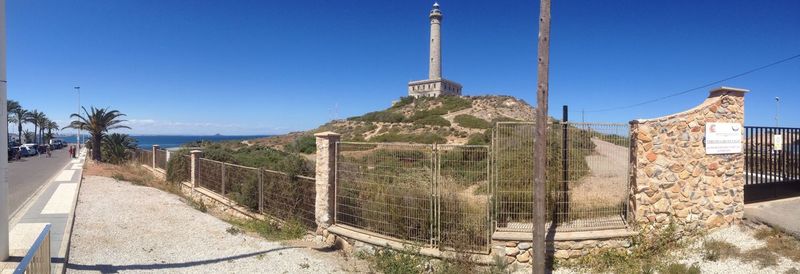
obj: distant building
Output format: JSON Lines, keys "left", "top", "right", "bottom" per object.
{"left": 408, "top": 2, "right": 462, "bottom": 98}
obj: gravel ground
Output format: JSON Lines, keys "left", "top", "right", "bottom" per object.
{"left": 67, "top": 176, "right": 361, "bottom": 274}
{"left": 551, "top": 225, "right": 800, "bottom": 274}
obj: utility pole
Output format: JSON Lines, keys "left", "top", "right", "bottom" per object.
{"left": 775, "top": 97, "right": 780, "bottom": 127}
{"left": 533, "top": 0, "right": 551, "bottom": 273}
{"left": 0, "top": 0, "right": 9, "bottom": 260}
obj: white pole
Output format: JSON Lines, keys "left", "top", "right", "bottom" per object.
{"left": 75, "top": 86, "right": 80, "bottom": 150}
{"left": 0, "top": 0, "right": 10, "bottom": 260}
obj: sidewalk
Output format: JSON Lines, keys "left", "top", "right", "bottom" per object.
{"left": 5, "top": 148, "right": 86, "bottom": 273}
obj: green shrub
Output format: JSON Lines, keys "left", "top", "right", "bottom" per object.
{"left": 663, "top": 263, "right": 700, "bottom": 274}
{"left": 285, "top": 135, "right": 316, "bottom": 154}
{"left": 349, "top": 110, "right": 405, "bottom": 123}
{"left": 454, "top": 114, "right": 490, "bottom": 129}
{"left": 466, "top": 133, "right": 489, "bottom": 145}
{"left": 369, "top": 132, "right": 447, "bottom": 144}
{"left": 166, "top": 149, "right": 191, "bottom": 183}
{"left": 368, "top": 247, "right": 426, "bottom": 274}
{"left": 413, "top": 115, "right": 451, "bottom": 127}
{"left": 391, "top": 96, "right": 415, "bottom": 108}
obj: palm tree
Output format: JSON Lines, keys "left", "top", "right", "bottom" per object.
{"left": 8, "top": 100, "right": 29, "bottom": 143}
{"left": 45, "top": 120, "right": 59, "bottom": 144}
{"left": 63, "top": 106, "right": 130, "bottom": 161}
{"left": 100, "top": 133, "right": 138, "bottom": 164}
{"left": 26, "top": 110, "right": 45, "bottom": 144}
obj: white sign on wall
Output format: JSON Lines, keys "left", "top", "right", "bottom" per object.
{"left": 705, "top": 123, "right": 743, "bottom": 154}
{"left": 774, "top": 134, "right": 783, "bottom": 151}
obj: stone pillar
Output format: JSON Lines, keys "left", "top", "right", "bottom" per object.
{"left": 429, "top": 3, "right": 442, "bottom": 80}
{"left": 631, "top": 87, "right": 747, "bottom": 231}
{"left": 152, "top": 144, "right": 160, "bottom": 168}
{"left": 314, "top": 131, "right": 340, "bottom": 233}
{"left": 190, "top": 150, "right": 203, "bottom": 189}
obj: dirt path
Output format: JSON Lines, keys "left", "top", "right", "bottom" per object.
{"left": 67, "top": 176, "right": 363, "bottom": 273}
{"left": 571, "top": 138, "right": 629, "bottom": 209}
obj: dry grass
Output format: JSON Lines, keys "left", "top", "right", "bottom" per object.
{"left": 702, "top": 239, "right": 740, "bottom": 261}
{"left": 84, "top": 160, "right": 179, "bottom": 194}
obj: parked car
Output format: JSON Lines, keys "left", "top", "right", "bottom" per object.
{"left": 18, "top": 146, "right": 34, "bottom": 157}
{"left": 21, "top": 144, "right": 38, "bottom": 156}
{"left": 49, "top": 139, "right": 65, "bottom": 149}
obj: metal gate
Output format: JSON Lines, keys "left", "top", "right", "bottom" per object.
{"left": 493, "top": 121, "right": 632, "bottom": 232}
{"left": 334, "top": 142, "right": 491, "bottom": 253}
{"left": 744, "top": 126, "right": 800, "bottom": 202}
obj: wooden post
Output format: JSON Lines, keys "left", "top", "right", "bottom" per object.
{"left": 533, "top": 0, "right": 551, "bottom": 273}
{"left": 152, "top": 145, "right": 159, "bottom": 168}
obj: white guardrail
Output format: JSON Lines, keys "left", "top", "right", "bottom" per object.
{"left": 14, "top": 224, "right": 51, "bottom": 274}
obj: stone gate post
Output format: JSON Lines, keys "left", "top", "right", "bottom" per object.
{"left": 152, "top": 144, "right": 160, "bottom": 168}
{"left": 190, "top": 150, "right": 203, "bottom": 190}
{"left": 630, "top": 86, "right": 747, "bottom": 231}
{"left": 314, "top": 132, "right": 340, "bottom": 234}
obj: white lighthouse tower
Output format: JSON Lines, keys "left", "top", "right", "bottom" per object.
{"left": 408, "top": 2, "right": 462, "bottom": 98}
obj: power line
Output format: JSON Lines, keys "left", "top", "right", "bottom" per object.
{"left": 586, "top": 52, "right": 800, "bottom": 113}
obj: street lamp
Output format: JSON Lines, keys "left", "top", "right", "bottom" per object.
{"left": 75, "top": 86, "right": 80, "bottom": 150}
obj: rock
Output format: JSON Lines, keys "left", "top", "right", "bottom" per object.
{"left": 554, "top": 250, "right": 570, "bottom": 259}
{"left": 505, "top": 247, "right": 520, "bottom": 256}
{"left": 505, "top": 241, "right": 518, "bottom": 247}
{"left": 516, "top": 250, "right": 531, "bottom": 263}
{"left": 679, "top": 170, "right": 691, "bottom": 180}
{"left": 670, "top": 164, "right": 684, "bottom": 173}
{"left": 353, "top": 241, "right": 375, "bottom": 255}
{"left": 325, "top": 234, "right": 336, "bottom": 245}
{"left": 517, "top": 243, "right": 531, "bottom": 250}
{"left": 646, "top": 151, "right": 658, "bottom": 162}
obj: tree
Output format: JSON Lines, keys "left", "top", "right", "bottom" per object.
{"left": 26, "top": 110, "right": 46, "bottom": 144}
{"left": 63, "top": 106, "right": 130, "bottom": 161}
{"left": 100, "top": 133, "right": 137, "bottom": 164}
{"left": 8, "top": 100, "right": 29, "bottom": 143}
{"left": 44, "top": 120, "right": 59, "bottom": 144}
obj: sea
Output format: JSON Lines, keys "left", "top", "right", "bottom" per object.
{"left": 132, "top": 135, "right": 270, "bottom": 149}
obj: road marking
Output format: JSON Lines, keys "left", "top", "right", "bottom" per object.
{"left": 70, "top": 159, "right": 80, "bottom": 164}
{"left": 71, "top": 164, "right": 83, "bottom": 170}
{"left": 41, "top": 183, "right": 78, "bottom": 214}
{"left": 55, "top": 170, "right": 76, "bottom": 182}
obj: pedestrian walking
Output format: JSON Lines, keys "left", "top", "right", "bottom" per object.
{"left": 46, "top": 145, "right": 52, "bottom": 158}
{"left": 69, "top": 146, "right": 74, "bottom": 158}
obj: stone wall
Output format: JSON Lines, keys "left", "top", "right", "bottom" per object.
{"left": 630, "top": 87, "right": 747, "bottom": 231}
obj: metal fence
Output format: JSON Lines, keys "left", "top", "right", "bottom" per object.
{"left": 193, "top": 158, "right": 317, "bottom": 229}
{"left": 13, "top": 224, "right": 51, "bottom": 274}
{"left": 155, "top": 149, "right": 168, "bottom": 170}
{"left": 494, "top": 121, "right": 631, "bottom": 232}
{"left": 335, "top": 142, "right": 491, "bottom": 252}
{"left": 136, "top": 149, "right": 153, "bottom": 167}
{"left": 262, "top": 171, "right": 317, "bottom": 228}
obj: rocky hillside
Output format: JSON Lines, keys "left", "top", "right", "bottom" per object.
{"left": 251, "top": 95, "right": 535, "bottom": 150}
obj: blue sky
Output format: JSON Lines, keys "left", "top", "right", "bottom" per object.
{"left": 7, "top": 0, "right": 800, "bottom": 135}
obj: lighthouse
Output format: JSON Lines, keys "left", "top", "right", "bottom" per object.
{"left": 408, "top": 2, "right": 462, "bottom": 98}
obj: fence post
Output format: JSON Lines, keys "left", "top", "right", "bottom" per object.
{"left": 561, "top": 105, "right": 569, "bottom": 223}
{"left": 190, "top": 150, "right": 202, "bottom": 190}
{"left": 258, "top": 168, "right": 264, "bottom": 213}
{"left": 221, "top": 162, "right": 226, "bottom": 197}
{"left": 152, "top": 145, "right": 159, "bottom": 168}
{"left": 314, "top": 131, "right": 340, "bottom": 234}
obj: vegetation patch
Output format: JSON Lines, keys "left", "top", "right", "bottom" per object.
{"left": 226, "top": 218, "right": 305, "bottom": 241}
{"left": 454, "top": 114, "right": 490, "bottom": 129}
{"left": 702, "top": 239, "right": 740, "bottom": 261}
{"left": 369, "top": 132, "right": 447, "bottom": 144}
{"left": 349, "top": 110, "right": 405, "bottom": 123}
{"left": 563, "top": 224, "right": 684, "bottom": 274}
{"left": 413, "top": 115, "right": 451, "bottom": 127}
{"left": 284, "top": 135, "right": 316, "bottom": 154}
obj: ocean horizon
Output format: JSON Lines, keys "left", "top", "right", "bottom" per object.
{"left": 132, "top": 135, "right": 270, "bottom": 149}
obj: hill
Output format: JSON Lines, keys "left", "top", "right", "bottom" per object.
{"left": 250, "top": 95, "right": 535, "bottom": 152}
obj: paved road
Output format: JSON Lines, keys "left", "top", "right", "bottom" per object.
{"left": 8, "top": 147, "right": 72, "bottom": 215}
{"left": 745, "top": 196, "right": 800, "bottom": 238}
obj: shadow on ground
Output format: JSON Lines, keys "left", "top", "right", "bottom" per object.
{"left": 65, "top": 246, "right": 300, "bottom": 273}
